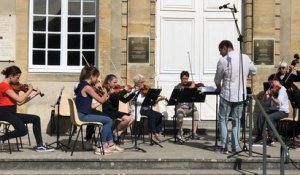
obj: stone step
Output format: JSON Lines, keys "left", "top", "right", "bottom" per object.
{"left": 1, "top": 169, "right": 299, "bottom": 175}
{"left": 0, "top": 158, "right": 299, "bottom": 171}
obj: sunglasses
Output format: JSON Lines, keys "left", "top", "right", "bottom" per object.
{"left": 279, "top": 67, "right": 286, "bottom": 69}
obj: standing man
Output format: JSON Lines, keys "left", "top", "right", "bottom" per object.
{"left": 214, "top": 40, "right": 257, "bottom": 154}
{"left": 175, "top": 71, "right": 201, "bottom": 140}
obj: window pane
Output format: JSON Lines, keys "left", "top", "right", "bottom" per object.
{"left": 48, "top": 34, "right": 61, "bottom": 48}
{"left": 68, "top": 51, "right": 80, "bottom": 66}
{"left": 33, "top": 34, "right": 46, "bottom": 48}
{"left": 33, "top": 16, "right": 46, "bottom": 31}
{"left": 83, "top": 2, "right": 95, "bottom": 15}
{"left": 48, "top": 0, "right": 61, "bottom": 15}
{"left": 48, "top": 17, "right": 61, "bottom": 32}
{"left": 68, "top": 35, "right": 80, "bottom": 49}
{"left": 68, "top": 17, "right": 81, "bottom": 32}
{"left": 83, "top": 17, "right": 95, "bottom": 32}
{"left": 48, "top": 51, "right": 60, "bottom": 65}
{"left": 68, "top": 1, "right": 81, "bottom": 15}
{"left": 34, "top": 0, "right": 46, "bottom": 14}
{"left": 33, "top": 50, "right": 46, "bottom": 65}
{"left": 82, "top": 51, "right": 95, "bottom": 66}
{"left": 82, "top": 35, "right": 95, "bottom": 49}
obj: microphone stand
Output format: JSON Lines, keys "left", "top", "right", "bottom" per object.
{"left": 48, "top": 87, "right": 69, "bottom": 150}
{"left": 129, "top": 91, "right": 146, "bottom": 152}
{"left": 221, "top": 4, "right": 262, "bottom": 158}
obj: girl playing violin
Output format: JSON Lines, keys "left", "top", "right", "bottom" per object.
{"left": 0, "top": 65, "right": 54, "bottom": 152}
{"left": 254, "top": 75, "right": 289, "bottom": 145}
{"left": 89, "top": 74, "right": 136, "bottom": 144}
{"left": 74, "top": 65, "right": 123, "bottom": 155}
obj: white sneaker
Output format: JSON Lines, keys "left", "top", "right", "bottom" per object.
{"left": 35, "top": 145, "right": 55, "bottom": 152}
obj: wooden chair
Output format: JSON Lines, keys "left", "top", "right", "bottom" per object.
{"left": 67, "top": 98, "right": 104, "bottom": 156}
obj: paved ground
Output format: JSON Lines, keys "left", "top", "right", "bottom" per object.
{"left": 1, "top": 130, "right": 300, "bottom": 161}
{"left": 1, "top": 127, "right": 300, "bottom": 175}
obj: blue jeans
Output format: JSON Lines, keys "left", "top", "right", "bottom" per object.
{"left": 78, "top": 112, "right": 113, "bottom": 144}
{"left": 218, "top": 97, "right": 243, "bottom": 150}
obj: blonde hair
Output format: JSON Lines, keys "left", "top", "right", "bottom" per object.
{"left": 133, "top": 74, "right": 144, "bottom": 84}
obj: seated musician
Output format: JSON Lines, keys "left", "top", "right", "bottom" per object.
{"left": 175, "top": 71, "right": 201, "bottom": 140}
{"left": 271, "top": 60, "right": 300, "bottom": 140}
{"left": 74, "top": 65, "right": 123, "bottom": 155}
{"left": 254, "top": 75, "right": 289, "bottom": 145}
{"left": 0, "top": 65, "right": 54, "bottom": 152}
{"left": 270, "top": 61, "right": 300, "bottom": 89}
{"left": 130, "top": 74, "right": 166, "bottom": 142}
{"left": 95, "top": 74, "right": 135, "bottom": 144}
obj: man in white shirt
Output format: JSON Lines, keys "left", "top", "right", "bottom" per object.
{"left": 214, "top": 40, "right": 257, "bottom": 154}
{"left": 254, "top": 76, "right": 289, "bottom": 145}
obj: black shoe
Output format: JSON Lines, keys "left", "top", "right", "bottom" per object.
{"left": 267, "top": 138, "right": 275, "bottom": 146}
{"left": 254, "top": 137, "right": 262, "bottom": 143}
{"left": 117, "top": 136, "right": 124, "bottom": 145}
{"left": 113, "top": 134, "right": 118, "bottom": 142}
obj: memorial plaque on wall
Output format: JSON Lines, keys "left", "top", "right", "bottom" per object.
{"left": 128, "top": 36, "right": 149, "bottom": 63}
{"left": 0, "top": 15, "right": 16, "bottom": 61}
{"left": 253, "top": 39, "right": 274, "bottom": 65}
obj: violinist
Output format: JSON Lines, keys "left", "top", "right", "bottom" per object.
{"left": 0, "top": 65, "right": 54, "bottom": 152}
{"left": 254, "top": 75, "right": 289, "bottom": 145}
{"left": 130, "top": 74, "right": 166, "bottom": 142}
{"left": 74, "top": 65, "right": 123, "bottom": 155}
{"left": 91, "top": 74, "right": 136, "bottom": 144}
{"left": 270, "top": 61, "right": 300, "bottom": 89}
{"left": 175, "top": 71, "right": 201, "bottom": 140}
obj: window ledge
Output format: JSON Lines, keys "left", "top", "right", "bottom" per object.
{"left": 27, "top": 73, "right": 79, "bottom": 82}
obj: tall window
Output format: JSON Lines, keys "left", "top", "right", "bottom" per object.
{"left": 29, "top": 0, "right": 97, "bottom": 72}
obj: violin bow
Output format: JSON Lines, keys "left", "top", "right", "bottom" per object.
{"left": 110, "top": 59, "right": 124, "bottom": 85}
{"left": 285, "top": 53, "right": 299, "bottom": 83}
{"left": 187, "top": 51, "right": 194, "bottom": 82}
{"left": 81, "top": 53, "right": 90, "bottom": 67}
{"left": 82, "top": 53, "right": 103, "bottom": 81}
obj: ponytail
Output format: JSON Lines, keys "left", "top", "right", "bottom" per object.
{"left": 1, "top": 66, "right": 22, "bottom": 78}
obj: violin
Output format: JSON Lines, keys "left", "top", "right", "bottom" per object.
{"left": 268, "top": 86, "right": 280, "bottom": 98}
{"left": 91, "top": 81, "right": 107, "bottom": 97}
{"left": 182, "top": 81, "right": 205, "bottom": 88}
{"left": 141, "top": 84, "right": 150, "bottom": 95}
{"left": 113, "top": 84, "right": 133, "bottom": 94}
{"left": 11, "top": 82, "right": 44, "bottom": 97}
{"left": 92, "top": 86, "right": 106, "bottom": 96}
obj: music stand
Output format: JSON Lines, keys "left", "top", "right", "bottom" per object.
{"left": 178, "top": 88, "right": 206, "bottom": 141}
{"left": 48, "top": 87, "right": 69, "bottom": 150}
{"left": 167, "top": 88, "right": 186, "bottom": 144}
{"left": 128, "top": 91, "right": 146, "bottom": 153}
{"left": 141, "top": 88, "right": 163, "bottom": 147}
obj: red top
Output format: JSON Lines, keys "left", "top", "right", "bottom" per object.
{"left": 0, "top": 82, "right": 16, "bottom": 106}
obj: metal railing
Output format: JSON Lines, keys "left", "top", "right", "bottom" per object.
{"left": 252, "top": 95, "right": 290, "bottom": 175}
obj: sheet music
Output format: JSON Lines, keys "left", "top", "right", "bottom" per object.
{"left": 200, "top": 86, "right": 216, "bottom": 93}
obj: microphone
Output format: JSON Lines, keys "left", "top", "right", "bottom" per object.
{"left": 233, "top": 4, "right": 237, "bottom": 13}
{"left": 219, "top": 3, "right": 230, "bottom": 9}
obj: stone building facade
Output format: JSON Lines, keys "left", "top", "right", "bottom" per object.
{"left": 0, "top": 0, "right": 300, "bottom": 129}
